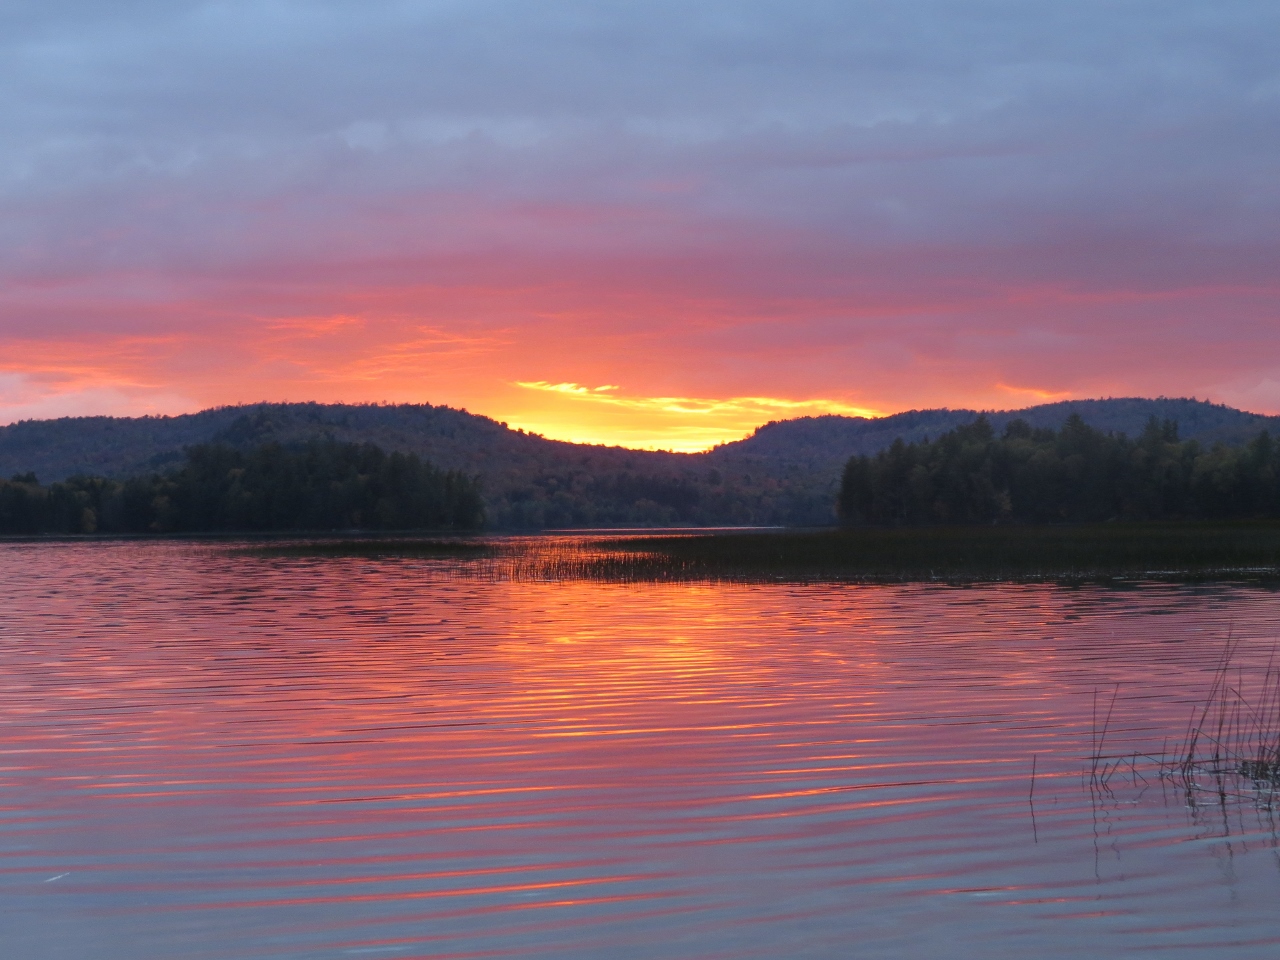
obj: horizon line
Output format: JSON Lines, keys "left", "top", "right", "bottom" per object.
{"left": 0, "top": 393, "right": 1264, "bottom": 455}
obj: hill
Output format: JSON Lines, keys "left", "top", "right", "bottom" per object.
{"left": 715, "top": 398, "right": 1280, "bottom": 468}
{"left": 2, "top": 397, "right": 1277, "bottom": 528}
{"left": 0, "top": 404, "right": 705, "bottom": 528}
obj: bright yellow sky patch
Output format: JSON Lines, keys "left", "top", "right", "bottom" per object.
{"left": 504, "top": 382, "right": 883, "bottom": 451}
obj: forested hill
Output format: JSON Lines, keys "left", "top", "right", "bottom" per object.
{"left": 838, "top": 415, "right": 1280, "bottom": 524}
{"left": 715, "top": 398, "right": 1280, "bottom": 471}
{"left": 0, "top": 403, "right": 700, "bottom": 528}
{"left": 1, "top": 398, "right": 1277, "bottom": 528}
{"left": 0, "top": 441, "right": 484, "bottom": 535}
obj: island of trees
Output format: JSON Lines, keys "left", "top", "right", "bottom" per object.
{"left": 839, "top": 415, "right": 1280, "bottom": 524}
{"left": 0, "top": 440, "right": 484, "bottom": 535}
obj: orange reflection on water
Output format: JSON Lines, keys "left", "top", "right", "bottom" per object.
{"left": 4, "top": 541, "right": 1280, "bottom": 959}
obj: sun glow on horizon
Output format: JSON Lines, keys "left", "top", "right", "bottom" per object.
{"left": 503, "top": 381, "right": 885, "bottom": 452}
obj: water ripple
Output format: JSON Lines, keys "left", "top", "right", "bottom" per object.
{"left": 2, "top": 540, "right": 1280, "bottom": 957}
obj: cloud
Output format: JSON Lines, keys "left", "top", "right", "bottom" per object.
{"left": 2, "top": 1, "right": 1280, "bottom": 437}
{"left": 517, "top": 382, "right": 621, "bottom": 396}
{"left": 515, "top": 380, "right": 879, "bottom": 418}
{"left": 510, "top": 381, "right": 882, "bottom": 450}
{"left": 0, "top": 372, "right": 194, "bottom": 426}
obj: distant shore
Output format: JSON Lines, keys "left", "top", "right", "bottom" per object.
{"left": 225, "top": 521, "right": 1280, "bottom": 584}
{"left": 566, "top": 522, "right": 1280, "bottom": 583}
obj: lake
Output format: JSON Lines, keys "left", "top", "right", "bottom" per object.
{"left": 4, "top": 538, "right": 1280, "bottom": 958}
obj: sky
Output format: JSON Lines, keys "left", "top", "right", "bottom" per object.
{"left": 2, "top": 1, "right": 1278, "bottom": 450}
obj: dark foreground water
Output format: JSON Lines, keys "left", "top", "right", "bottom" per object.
{"left": 4, "top": 540, "right": 1280, "bottom": 958}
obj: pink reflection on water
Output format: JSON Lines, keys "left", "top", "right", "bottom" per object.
{"left": 2, "top": 541, "right": 1280, "bottom": 958}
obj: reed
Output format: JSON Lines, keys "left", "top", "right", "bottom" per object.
{"left": 562, "top": 522, "right": 1280, "bottom": 583}
{"left": 240, "top": 521, "right": 1280, "bottom": 583}
{"left": 1086, "top": 640, "right": 1280, "bottom": 809}
{"left": 1160, "top": 641, "right": 1280, "bottom": 806}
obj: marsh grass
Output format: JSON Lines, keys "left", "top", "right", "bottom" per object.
{"left": 1087, "top": 640, "right": 1280, "bottom": 811}
{"left": 1164, "top": 640, "right": 1280, "bottom": 808}
{"left": 569, "top": 521, "right": 1280, "bottom": 583}
{"left": 240, "top": 521, "right": 1280, "bottom": 583}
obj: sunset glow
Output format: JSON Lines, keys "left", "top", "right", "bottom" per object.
{"left": 510, "top": 382, "right": 883, "bottom": 450}
{"left": 1, "top": 2, "right": 1277, "bottom": 443}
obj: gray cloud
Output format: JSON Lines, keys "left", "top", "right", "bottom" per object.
{"left": 2, "top": 1, "right": 1278, "bottom": 334}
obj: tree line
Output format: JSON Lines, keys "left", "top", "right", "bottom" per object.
{"left": 0, "top": 440, "right": 484, "bottom": 535}
{"left": 838, "top": 415, "right": 1280, "bottom": 525}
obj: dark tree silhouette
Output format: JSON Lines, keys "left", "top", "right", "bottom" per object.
{"left": 0, "top": 441, "right": 484, "bottom": 535}
{"left": 838, "top": 416, "right": 1280, "bottom": 525}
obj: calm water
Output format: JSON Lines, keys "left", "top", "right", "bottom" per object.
{"left": 4, "top": 540, "right": 1280, "bottom": 958}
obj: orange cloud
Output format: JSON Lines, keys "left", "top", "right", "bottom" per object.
{"left": 993, "top": 383, "right": 1075, "bottom": 404}
{"left": 508, "top": 381, "right": 883, "bottom": 451}
{"left": 2, "top": 234, "right": 1278, "bottom": 437}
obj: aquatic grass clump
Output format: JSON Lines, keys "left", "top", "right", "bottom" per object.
{"left": 1096, "top": 640, "right": 1280, "bottom": 810}
{"left": 1170, "top": 641, "right": 1280, "bottom": 804}
{"left": 1084, "top": 644, "right": 1280, "bottom": 818}
{"left": 573, "top": 521, "right": 1280, "bottom": 584}
{"left": 238, "top": 521, "right": 1280, "bottom": 584}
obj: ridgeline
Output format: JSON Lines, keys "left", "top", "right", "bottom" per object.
{"left": 2, "top": 397, "right": 1279, "bottom": 530}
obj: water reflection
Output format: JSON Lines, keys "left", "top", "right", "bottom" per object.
{"left": 2, "top": 540, "right": 1280, "bottom": 958}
